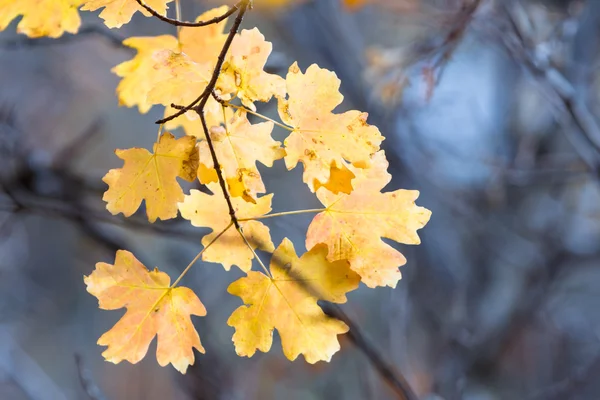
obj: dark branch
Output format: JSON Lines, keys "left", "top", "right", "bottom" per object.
{"left": 156, "top": 91, "right": 208, "bottom": 124}
{"left": 191, "top": 0, "right": 251, "bottom": 230}
{"left": 134, "top": 0, "right": 241, "bottom": 28}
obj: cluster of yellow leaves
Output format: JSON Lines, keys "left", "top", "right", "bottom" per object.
{"left": 0, "top": 0, "right": 172, "bottom": 38}
{"left": 0, "top": 1, "right": 433, "bottom": 374}
{"left": 0, "top": 0, "right": 86, "bottom": 38}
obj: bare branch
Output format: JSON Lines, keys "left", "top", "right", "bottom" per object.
{"left": 134, "top": 0, "right": 241, "bottom": 28}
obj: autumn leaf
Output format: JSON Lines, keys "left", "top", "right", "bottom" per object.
{"left": 227, "top": 238, "right": 359, "bottom": 363}
{"left": 0, "top": 0, "right": 85, "bottom": 38}
{"left": 278, "top": 62, "right": 383, "bottom": 193}
{"left": 219, "top": 28, "right": 286, "bottom": 110}
{"left": 178, "top": 185, "right": 275, "bottom": 271}
{"left": 81, "top": 0, "right": 173, "bottom": 29}
{"left": 179, "top": 6, "right": 230, "bottom": 65}
{"left": 84, "top": 250, "right": 206, "bottom": 373}
{"left": 102, "top": 133, "right": 198, "bottom": 223}
{"left": 147, "top": 50, "right": 212, "bottom": 107}
{"left": 112, "top": 6, "right": 231, "bottom": 129}
{"left": 306, "top": 151, "right": 431, "bottom": 288}
{"left": 198, "top": 109, "right": 284, "bottom": 202}
{"left": 112, "top": 35, "right": 179, "bottom": 114}
{"left": 148, "top": 50, "right": 225, "bottom": 130}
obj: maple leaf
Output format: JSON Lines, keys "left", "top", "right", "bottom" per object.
{"left": 147, "top": 50, "right": 212, "bottom": 108}
{"left": 112, "top": 35, "right": 179, "bottom": 114}
{"left": 179, "top": 6, "right": 230, "bottom": 65}
{"left": 306, "top": 151, "right": 431, "bottom": 288}
{"left": 198, "top": 110, "right": 284, "bottom": 202}
{"left": 147, "top": 50, "right": 224, "bottom": 129}
{"left": 81, "top": 0, "right": 173, "bottom": 29}
{"left": 178, "top": 185, "right": 274, "bottom": 271}
{"left": 227, "top": 238, "right": 359, "bottom": 363}
{"left": 102, "top": 133, "right": 198, "bottom": 223}
{"left": 85, "top": 250, "right": 206, "bottom": 373}
{"left": 0, "top": 0, "right": 85, "bottom": 38}
{"left": 219, "top": 28, "right": 286, "bottom": 110}
{"left": 164, "top": 107, "right": 206, "bottom": 138}
{"left": 278, "top": 62, "right": 383, "bottom": 193}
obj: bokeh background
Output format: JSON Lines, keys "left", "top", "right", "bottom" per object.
{"left": 1, "top": 0, "right": 600, "bottom": 399}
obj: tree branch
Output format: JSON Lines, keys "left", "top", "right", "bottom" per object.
{"left": 134, "top": 0, "right": 241, "bottom": 28}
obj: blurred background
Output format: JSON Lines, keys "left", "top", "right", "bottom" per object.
{"left": 1, "top": 0, "right": 600, "bottom": 398}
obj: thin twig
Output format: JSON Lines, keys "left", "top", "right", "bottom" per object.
{"left": 171, "top": 222, "right": 233, "bottom": 287}
{"left": 157, "top": 92, "right": 208, "bottom": 124}
{"left": 135, "top": 0, "right": 241, "bottom": 27}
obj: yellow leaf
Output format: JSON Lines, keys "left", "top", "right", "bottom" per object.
{"left": 178, "top": 185, "right": 275, "bottom": 271}
{"left": 84, "top": 250, "right": 206, "bottom": 374}
{"left": 219, "top": 28, "right": 286, "bottom": 110}
{"left": 278, "top": 62, "right": 383, "bottom": 193}
{"left": 81, "top": 0, "right": 173, "bottom": 29}
{"left": 198, "top": 110, "right": 284, "bottom": 202}
{"left": 227, "top": 238, "right": 359, "bottom": 363}
{"left": 179, "top": 6, "right": 230, "bottom": 65}
{"left": 112, "top": 35, "right": 179, "bottom": 114}
{"left": 102, "top": 133, "right": 198, "bottom": 223}
{"left": 147, "top": 50, "right": 224, "bottom": 131}
{"left": 0, "top": 0, "right": 85, "bottom": 38}
{"left": 164, "top": 108, "right": 204, "bottom": 138}
{"left": 306, "top": 151, "right": 431, "bottom": 288}
{"left": 147, "top": 50, "right": 212, "bottom": 108}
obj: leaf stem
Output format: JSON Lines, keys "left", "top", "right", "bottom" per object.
{"left": 175, "top": 0, "right": 182, "bottom": 36}
{"left": 156, "top": 123, "right": 163, "bottom": 142}
{"left": 227, "top": 103, "right": 293, "bottom": 132}
{"left": 171, "top": 222, "right": 233, "bottom": 287}
{"left": 236, "top": 226, "right": 272, "bottom": 278}
{"left": 238, "top": 208, "right": 326, "bottom": 221}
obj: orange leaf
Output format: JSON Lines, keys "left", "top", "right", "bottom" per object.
{"left": 85, "top": 250, "right": 206, "bottom": 373}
